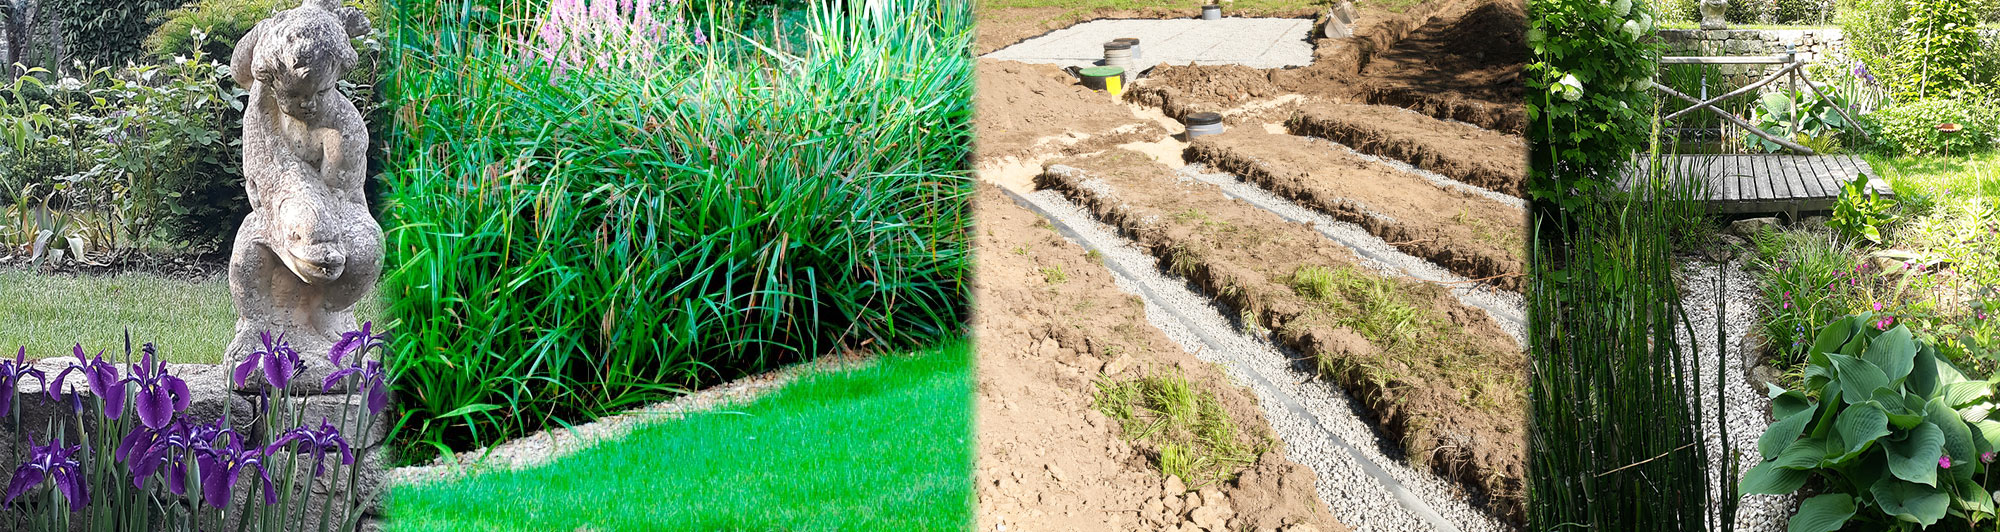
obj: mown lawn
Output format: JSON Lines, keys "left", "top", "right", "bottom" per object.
{"left": 385, "top": 340, "right": 975, "bottom": 531}
{"left": 0, "top": 270, "right": 235, "bottom": 364}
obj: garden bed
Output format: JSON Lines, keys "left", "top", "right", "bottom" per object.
{"left": 1038, "top": 149, "right": 1527, "bottom": 519}
{"left": 1186, "top": 127, "right": 1525, "bottom": 290}
{"left": 973, "top": 184, "right": 1342, "bottom": 531}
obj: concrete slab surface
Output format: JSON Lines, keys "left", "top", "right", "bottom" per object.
{"left": 981, "top": 18, "right": 1318, "bottom": 71}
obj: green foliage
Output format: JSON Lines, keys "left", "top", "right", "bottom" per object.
{"left": 1753, "top": 229, "right": 1858, "bottom": 367}
{"left": 48, "top": 0, "right": 180, "bottom": 69}
{"left": 1743, "top": 315, "right": 2000, "bottom": 530}
{"left": 1528, "top": 0, "right": 1661, "bottom": 208}
{"left": 0, "top": 39, "right": 248, "bottom": 253}
{"left": 381, "top": 0, "right": 973, "bottom": 458}
{"left": 1831, "top": 173, "right": 1898, "bottom": 244}
{"left": 1895, "top": 0, "right": 1990, "bottom": 100}
{"left": 1868, "top": 96, "right": 2000, "bottom": 156}
{"left": 1727, "top": 0, "right": 1772, "bottom": 23}
{"left": 1745, "top": 89, "right": 1860, "bottom": 153}
{"left": 1773, "top": 0, "right": 1834, "bottom": 24}
{"left": 145, "top": 0, "right": 293, "bottom": 62}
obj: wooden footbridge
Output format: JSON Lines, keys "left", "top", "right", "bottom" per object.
{"left": 1618, "top": 154, "right": 1892, "bottom": 217}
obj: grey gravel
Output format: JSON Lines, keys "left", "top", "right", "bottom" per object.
{"left": 1011, "top": 186, "right": 1514, "bottom": 532}
{"left": 1175, "top": 164, "right": 1525, "bottom": 345}
{"left": 1675, "top": 258, "right": 1794, "bottom": 531}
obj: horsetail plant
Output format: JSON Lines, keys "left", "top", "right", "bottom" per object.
{"left": 2, "top": 324, "right": 394, "bottom": 531}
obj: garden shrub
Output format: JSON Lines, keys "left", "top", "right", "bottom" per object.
{"left": 1868, "top": 96, "right": 2000, "bottom": 156}
{"left": 381, "top": 0, "right": 972, "bottom": 456}
{"left": 1744, "top": 89, "right": 1861, "bottom": 153}
{"left": 1727, "top": 0, "right": 1773, "bottom": 24}
{"left": 1742, "top": 314, "right": 2000, "bottom": 530}
{"left": 47, "top": 0, "right": 181, "bottom": 69}
{"left": 1893, "top": 0, "right": 1990, "bottom": 100}
{"left": 145, "top": 0, "right": 294, "bottom": 63}
{"left": 1830, "top": 173, "right": 1897, "bottom": 243}
{"left": 1527, "top": 0, "right": 1660, "bottom": 207}
{"left": 1753, "top": 229, "right": 1858, "bottom": 366}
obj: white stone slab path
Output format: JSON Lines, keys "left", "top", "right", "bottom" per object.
{"left": 982, "top": 18, "right": 1319, "bottom": 71}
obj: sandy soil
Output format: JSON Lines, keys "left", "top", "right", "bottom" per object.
{"left": 1041, "top": 149, "right": 1527, "bottom": 520}
{"left": 1287, "top": 104, "right": 1527, "bottom": 197}
{"left": 976, "top": 5, "right": 1325, "bottom": 56}
{"left": 1188, "top": 128, "right": 1525, "bottom": 291}
{"left": 975, "top": 184, "right": 1345, "bottom": 532}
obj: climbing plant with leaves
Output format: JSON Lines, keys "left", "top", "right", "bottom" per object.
{"left": 1526, "top": 0, "right": 1660, "bottom": 210}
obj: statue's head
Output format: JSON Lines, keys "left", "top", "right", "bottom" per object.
{"left": 232, "top": 1, "right": 372, "bottom": 122}
{"left": 270, "top": 195, "right": 347, "bottom": 285}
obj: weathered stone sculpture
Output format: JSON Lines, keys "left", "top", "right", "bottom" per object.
{"left": 225, "top": 0, "right": 382, "bottom": 392}
{"left": 1699, "top": 0, "right": 1728, "bottom": 30}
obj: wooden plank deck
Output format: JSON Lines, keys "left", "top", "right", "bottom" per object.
{"left": 1618, "top": 155, "right": 1891, "bottom": 216}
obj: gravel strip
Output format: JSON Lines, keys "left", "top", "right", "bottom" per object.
{"left": 386, "top": 355, "right": 875, "bottom": 486}
{"left": 1009, "top": 187, "right": 1514, "bottom": 532}
{"left": 1174, "top": 164, "right": 1526, "bottom": 346}
{"left": 1675, "top": 258, "right": 1793, "bottom": 531}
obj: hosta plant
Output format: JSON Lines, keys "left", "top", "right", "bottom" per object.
{"left": 2, "top": 325, "right": 392, "bottom": 531}
{"left": 1742, "top": 313, "right": 2000, "bottom": 530}
{"left": 1831, "top": 173, "right": 1897, "bottom": 245}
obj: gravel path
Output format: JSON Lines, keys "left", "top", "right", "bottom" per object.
{"left": 1675, "top": 258, "right": 1794, "bottom": 531}
{"left": 386, "top": 355, "right": 875, "bottom": 486}
{"left": 1007, "top": 187, "right": 1513, "bottom": 532}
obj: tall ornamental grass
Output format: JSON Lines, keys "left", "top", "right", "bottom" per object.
{"left": 378, "top": 0, "right": 973, "bottom": 457}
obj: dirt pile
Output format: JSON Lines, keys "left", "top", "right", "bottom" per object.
{"left": 1125, "top": 65, "right": 1283, "bottom": 120}
{"left": 974, "top": 184, "right": 1345, "bottom": 532}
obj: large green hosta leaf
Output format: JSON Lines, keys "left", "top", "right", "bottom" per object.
{"left": 1862, "top": 325, "right": 1915, "bottom": 383}
{"left": 1926, "top": 397, "right": 1978, "bottom": 481}
{"left": 1764, "top": 407, "right": 1819, "bottom": 460}
{"left": 1884, "top": 421, "right": 1944, "bottom": 486}
{"left": 1740, "top": 460, "right": 1811, "bottom": 495}
{"left": 1832, "top": 401, "right": 1891, "bottom": 463}
{"left": 1830, "top": 354, "right": 1890, "bottom": 405}
{"left": 1787, "top": 494, "right": 1855, "bottom": 532}
{"left": 1873, "top": 478, "right": 1950, "bottom": 526}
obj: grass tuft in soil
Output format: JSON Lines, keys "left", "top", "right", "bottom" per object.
{"left": 1094, "top": 371, "right": 1270, "bottom": 490}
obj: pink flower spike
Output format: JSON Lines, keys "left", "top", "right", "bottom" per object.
{"left": 1874, "top": 302, "right": 1884, "bottom": 311}
{"left": 1983, "top": 452, "right": 1995, "bottom": 464}
{"left": 1941, "top": 454, "right": 1954, "bottom": 468}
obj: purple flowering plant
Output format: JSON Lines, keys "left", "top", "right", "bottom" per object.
{"left": 2, "top": 325, "right": 394, "bottom": 531}
{"left": 520, "top": 0, "right": 701, "bottom": 80}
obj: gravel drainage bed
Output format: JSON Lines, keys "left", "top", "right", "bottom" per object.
{"left": 1003, "top": 186, "right": 1512, "bottom": 531}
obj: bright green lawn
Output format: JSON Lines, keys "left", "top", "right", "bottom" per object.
{"left": 0, "top": 270, "right": 235, "bottom": 363}
{"left": 1870, "top": 150, "right": 2000, "bottom": 214}
{"left": 385, "top": 340, "right": 975, "bottom": 531}
{"left": 0, "top": 269, "right": 384, "bottom": 364}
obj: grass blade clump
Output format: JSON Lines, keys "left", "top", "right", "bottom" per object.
{"left": 1526, "top": 151, "right": 1734, "bottom": 529}
{"left": 378, "top": 0, "right": 972, "bottom": 458}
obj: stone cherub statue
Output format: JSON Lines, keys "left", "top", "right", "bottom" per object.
{"left": 225, "top": 0, "right": 382, "bottom": 392}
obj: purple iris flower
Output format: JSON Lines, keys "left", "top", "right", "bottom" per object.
{"left": 323, "top": 360, "right": 390, "bottom": 416}
{"left": 121, "top": 418, "right": 232, "bottom": 497}
{"left": 5, "top": 436, "right": 88, "bottom": 511}
{"left": 50, "top": 345, "right": 126, "bottom": 419}
{"left": 233, "top": 332, "right": 301, "bottom": 390}
{"left": 0, "top": 348, "right": 46, "bottom": 415}
{"left": 329, "top": 322, "right": 388, "bottom": 368}
{"left": 197, "top": 437, "right": 275, "bottom": 508}
{"left": 274, "top": 418, "right": 352, "bottom": 476}
{"left": 125, "top": 345, "right": 190, "bottom": 430}
{"left": 1852, "top": 61, "right": 1877, "bottom": 84}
